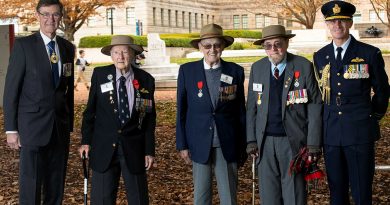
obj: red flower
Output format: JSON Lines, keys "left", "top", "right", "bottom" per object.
{"left": 294, "top": 71, "right": 300, "bottom": 79}
{"left": 132, "top": 79, "right": 140, "bottom": 90}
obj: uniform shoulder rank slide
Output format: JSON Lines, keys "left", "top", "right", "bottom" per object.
{"left": 287, "top": 88, "right": 308, "bottom": 106}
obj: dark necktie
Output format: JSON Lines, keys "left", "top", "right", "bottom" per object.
{"left": 336, "top": 47, "right": 343, "bottom": 67}
{"left": 274, "top": 67, "right": 279, "bottom": 79}
{"left": 48, "top": 41, "right": 59, "bottom": 87}
{"left": 119, "top": 76, "right": 131, "bottom": 126}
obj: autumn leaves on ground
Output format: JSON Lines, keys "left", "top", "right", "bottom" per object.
{"left": 1, "top": 100, "right": 389, "bottom": 204}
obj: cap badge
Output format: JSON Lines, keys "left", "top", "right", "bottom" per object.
{"left": 333, "top": 4, "right": 341, "bottom": 14}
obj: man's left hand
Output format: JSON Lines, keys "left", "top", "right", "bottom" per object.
{"left": 145, "top": 155, "right": 155, "bottom": 170}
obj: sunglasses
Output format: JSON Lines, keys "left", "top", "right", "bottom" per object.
{"left": 200, "top": 43, "right": 223, "bottom": 49}
{"left": 263, "top": 42, "right": 284, "bottom": 50}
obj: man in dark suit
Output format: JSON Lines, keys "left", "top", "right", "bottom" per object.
{"left": 314, "top": 1, "right": 389, "bottom": 204}
{"left": 176, "top": 23, "right": 247, "bottom": 205}
{"left": 246, "top": 25, "right": 322, "bottom": 205}
{"left": 79, "top": 35, "right": 155, "bottom": 205}
{"left": 3, "top": 0, "right": 74, "bottom": 204}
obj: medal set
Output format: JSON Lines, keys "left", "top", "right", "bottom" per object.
{"left": 197, "top": 81, "right": 203, "bottom": 97}
{"left": 343, "top": 64, "right": 369, "bottom": 79}
{"left": 287, "top": 89, "right": 308, "bottom": 105}
{"left": 133, "top": 79, "right": 153, "bottom": 129}
{"left": 219, "top": 85, "right": 237, "bottom": 102}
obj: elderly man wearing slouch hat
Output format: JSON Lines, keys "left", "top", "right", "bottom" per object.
{"left": 79, "top": 35, "right": 156, "bottom": 205}
{"left": 246, "top": 25, "right": 322, "bottom": 205}
{"left": 176, "top": 23, "right": 247, "bottom": 205}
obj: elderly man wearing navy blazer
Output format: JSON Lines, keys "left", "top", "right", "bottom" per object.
{"left": 176, "top": 23, "right": 247, "bottom": 205}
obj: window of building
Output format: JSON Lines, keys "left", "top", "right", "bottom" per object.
{"left": 168, "top": 9, "right": 171, "bottom": 27}
{"left": 126, "top": 7, "right": 135, "bottom": 25}
{"left": 182, "top": 11, "right": 185, "bottom": 28}
{"left": 286, "top": 18, "right": 293, "bottom": 27}
{"left": 353, "top": 11, "right": 361, "bottom": 23}
{"left": 161, "top": 8, "right": 164, "bottom": 26}
{"left": 369, "top": 10, "right": 377, "bottom": 22}
{"left": 242, "top": 14, "right": 248, "bottom": 29}
{"left": 379, "top": 9, "right": 385, "bottom": 20}
{"left": 87, "top": 16, "right": 97, "bottom": 27}
{"left": 201, "top": 14, "right": 204, "bottom": 27}
{"left": 195, "top": 13, "right": 198, "bottom": 28}
{"left": 189, "top": 12, "right": 192, "bottom": 32}
{"left": 175, "top": 10, "right": 178, "bottom": 27}
{"left": 255, "top": 14, "right": 264, "bottom": 28}
{"left": 207, "top": 15, "right": 209, "bottom": 24}
{"left": 265, "top": 16, "right": 271, "bottom": 26}
{"left": 212, "top": 15, "right": 214, "bottom": 23}
{"left": 233, "top": 15, "right": 240, "bottom": 29}
{"left": 106, "top": 8, "right": 114, "bottom": 26}
{"left": 153, "top": 7, "right": 156, "bottom": 26}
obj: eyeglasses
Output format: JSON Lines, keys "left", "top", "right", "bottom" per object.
{"left": 200, "top": 43, "right": 223, "bottom": 49}
{"left": 38, "top": 11, "right": 62, "bottom": 20}
{"left": 263, "top": 42, "right": 284, "bottom": 50}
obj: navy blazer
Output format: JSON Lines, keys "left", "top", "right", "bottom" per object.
{"left": 3, "top": 32, "right": 75, "bottom": 146}
{"left": 176, "top": 59, "right": 246, "bottom": 164}
{"left": 81, "top": 65, "right": 156, "bottom": 174}
{"left": 314, "top": 35, "right": 389, "bottom": 145}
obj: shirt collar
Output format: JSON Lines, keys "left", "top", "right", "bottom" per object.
{"left": 269, "top": 55, "right": 287, "bottom": 74}
{"left": 40, "top": 30, "right": 57, "bottom": 45}
{"left": 116, "top": 67, "right": 134, "bottom": 82}
{"left": 332, "top": 35, "right": 351, "bottom": 53}
{"left": 203, "top": 59, "right": 221, "bottom": 70}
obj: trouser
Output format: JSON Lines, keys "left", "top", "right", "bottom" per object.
{"left": 192, "top": 147, "right": 238, "bottom": 205}
{"left": 258, "top": 136, "right": 306, "bottom": 205}
{"left": 324, "top": 143, "right": 375, "bottom": 205}
{"left": 91, "top": 144, "right": 149, "bottom": 205}
{"left": 19, "top": 127, "right": 69, "bottom": 205}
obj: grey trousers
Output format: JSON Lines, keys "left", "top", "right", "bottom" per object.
{"left": 192, "top": 147, "right": 238, "bottom": 205}
{"left": 258, "top": 136, "right": 306, "bottom": 205}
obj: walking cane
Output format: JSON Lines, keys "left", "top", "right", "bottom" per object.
{"left": 252, "top": 156, "right": 256, "bottom": 205}
{"left": 82, "top": 151, "right": 89, "bottom": 205}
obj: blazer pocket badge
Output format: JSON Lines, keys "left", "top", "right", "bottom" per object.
{"left": 287, "top": 89, "right": 308, "bottom": 105}
{"left": 63, "top": 63, "right": 72, "bottom": 77}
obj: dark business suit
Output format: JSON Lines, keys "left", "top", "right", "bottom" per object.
{"left": 246, "top": 53, "right": 322, "bottom": 205}
{"left": 314, "top": 35, "right": 389, "bottom": 205}
{"left": 81, "top": 65, "right": 156, "bottom": 204}
{"left": 3, "top": 32, "right": 74, "bottom": 204}
{"left": 176, "top": 59, "right": 246, "bottom": 204}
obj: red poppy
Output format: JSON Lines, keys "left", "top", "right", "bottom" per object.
{"left": 132, "top": 79, "right": 140, "bottom": 90}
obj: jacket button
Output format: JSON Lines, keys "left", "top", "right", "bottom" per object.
{"left": 338, "top": 111, "right": 342, "bottom": 115}
{"left": 338, "top": 92, "right": 342, "bottom": 96}
{"left": 337, "top": 73, "right": 340, "bottom": 76}
{"left": 212, "top": 112, "right": 215, "bottom": 115}
{"left": 112, "top": 143, "right": 116, "bottom": 147}
{"left": 337, "top": 82, "right": 341, "bottom": 86}
{"left": 209, "top": 126, "right": 212, "bottom": 130}
{"left": 118, "top": 130, "right": 122, "bottom": 134}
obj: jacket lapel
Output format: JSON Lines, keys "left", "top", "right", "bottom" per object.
{"left": 106, "top": 66, "right": 120, "bottom": 126}
{"left": 197, "top": 59, "right": 214, "bottom": 110}
{"left": 341, "top": 35, "right": 357, "bottom": 66}
{"left": 34, "top": 33, "right": 53, "bottom": 86}
{"left": 282, "top": 54, "right": 295, "bottom": 119}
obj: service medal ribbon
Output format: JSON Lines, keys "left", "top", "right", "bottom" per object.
{"left": 197, "top": 81, "right": 203, "bottom": 98}
{"left": 294, "top": 71, "right": 300, "bottom": 87}
{"left": 133, "top": 79, "right": 140, "bottom": 97}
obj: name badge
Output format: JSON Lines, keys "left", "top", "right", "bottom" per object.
{"left": 100, "top": 82, "right": 114, "bottom": 93}
{"left": 63, "top": 63, "right": 72, "bottom": 77}
{"left": 220, "top": 74, "right": 233, "bottom": 84}
{"left": 253, "top": 83, "right": 263, "bottom": 92}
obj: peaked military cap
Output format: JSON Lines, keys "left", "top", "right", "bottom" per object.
{"left": 321, "top": 0, "right": 356, "bottom": 21}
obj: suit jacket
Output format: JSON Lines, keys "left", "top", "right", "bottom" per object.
{"left": 3, "top": 32, "right": 75, "bottom": 146}
{"left": 176, "top": 59, "right": 246, "bottom": 164}
{"left": 81, "top": 65, "right": 156, "bottom": 174}
{"left": 313, "top": 35, "right": 389, "bottom": 145}
{"left": 246, "top": 53, "right": 322, "bottom": 157}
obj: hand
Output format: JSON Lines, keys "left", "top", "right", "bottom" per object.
{"left": 246, "top": 142, "right": 259, "bottom": 158}
{"left": 79, "top": 145, "right": 90, "bottom": 158}
{"left": 179, "top": 149, "right": 191, "bottom": 165}
{"left": 307, "top": 146, "right": 322, "bottom": 162}
{"left": 145, "top": 155, "right": 154, "bottom": 170}
{"left": 7, "top": 133, "right": 21, "bottom": 150}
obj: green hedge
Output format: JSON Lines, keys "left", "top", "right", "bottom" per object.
{"left": 78, "top": 30, "right": 262, "bottom": 48}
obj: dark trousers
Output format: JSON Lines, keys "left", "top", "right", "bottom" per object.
{"left": 324, "top": 143, "right": 375, "bottom": 205}
{"left": 91, "top": 145, "right": 149, "bottom": 205}
{"left": 19, "top": 127, "right": 70, "bottom": 205}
